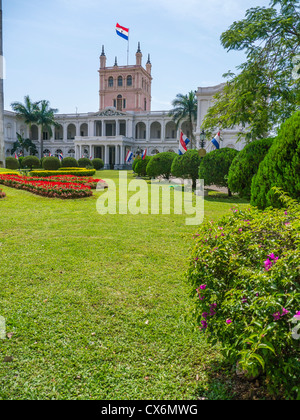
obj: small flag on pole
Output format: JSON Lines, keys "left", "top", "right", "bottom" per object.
{"left": 142, "top": 149, "right": 147, "bottom": 160}
{"left": 178, "top": 131, "right": 190, "bottom": 155}
{"left": 59, "top": 154, "right": 63, "bottom": 162}
{"left": 211, "top": 132, "right": 221, "bottom": 149}
{"left": 116, "top": 23, "right": 129, "bottom": 41}
{"left": 125, "top": 150, "right": 133, "bottom": 164}
{"left": 14, "top": 153, "right": 18, "bottom": 159}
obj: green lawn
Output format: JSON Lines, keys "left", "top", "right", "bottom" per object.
{"left": 0, "top": 171, "right": 250, "bottom": 400}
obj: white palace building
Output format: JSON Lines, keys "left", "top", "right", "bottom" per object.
{"left": 2, "top": 44, "right": 244, "bottom": 169}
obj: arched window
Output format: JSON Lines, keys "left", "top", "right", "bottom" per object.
{"left": 117, "top": 95, "right": 123, "bottom": 111}
{"left": 108, "top": 77, "right": 114, "bottom": 88}
{"left": 31, "top": 125, "right": 39, "bottom": 141}
{"left": 127, "top": 75, "right": 132, "bottom": 86}
{"left": 118, "top": 76, "right": 123, "bottom": 87}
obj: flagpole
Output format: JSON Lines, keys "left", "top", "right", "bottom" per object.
{"left": 127, "top": 30, "right": 129, "bottom": 66}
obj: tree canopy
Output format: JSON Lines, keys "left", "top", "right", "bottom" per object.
{"left": 201, "top": 0, "right": 300, "bottom": 142}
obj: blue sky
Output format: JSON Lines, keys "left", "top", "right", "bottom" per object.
{"left": 3, "top": 0, "right": 271, "bottom": 114}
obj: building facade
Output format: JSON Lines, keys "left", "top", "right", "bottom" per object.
{"left": 2, "top": 44, "right": 245, "bottom": 169}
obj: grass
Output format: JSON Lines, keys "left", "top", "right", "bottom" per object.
{"left": 0, "top": 170, "right": 250, "bottom": 400}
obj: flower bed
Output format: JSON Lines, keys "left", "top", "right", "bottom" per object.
{"left": 28, "top": 175, "right": 107, "bottom": 189}
{"left": 0, "top": 174, "right": 94, "bottom": 199}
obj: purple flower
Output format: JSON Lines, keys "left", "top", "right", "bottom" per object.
{"left": 242, "top": 296, "right": 248, "bottom": 304}
{"left": 202, "top": 312, "right": 209, "bottom": 319}
{"left": 281, "top": 308, "right": 289, "bottom": 316}
{"left": 200, "top": 320, "right": 208, "bottom": 330}
{"left": 199, "top": 285, "right": 207, "bottom": 290}
{"left": 273, "top": 312, "right": 281, "bottom": 321}
{"left": 226, "top": 319, "right": 232, "bottom": 325}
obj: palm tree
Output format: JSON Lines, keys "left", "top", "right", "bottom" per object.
{"left": 35, "top": 100, "right": 58, "bottom": 158}
{"left": 169, "top": 91, "right": 198, "bottom": 148}
{"left": 11, "top": 95, "right": 40, "bottom": 139}
{"left": 11, "top": 133, "right": 38, "bottom": 156}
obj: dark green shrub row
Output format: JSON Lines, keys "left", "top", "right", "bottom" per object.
{"left": 5, "top": 156, "right": 104, "bottom": 172}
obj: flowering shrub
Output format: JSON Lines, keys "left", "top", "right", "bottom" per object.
{"left": 187, "top": 189, "right": 300, "bottom": 399}
{"left": 0, "top": 174, "right": 94, "bottom": 199}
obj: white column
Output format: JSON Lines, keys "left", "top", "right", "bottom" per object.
{"left": 63, "top": 123, "right": 68, "bottom": 142}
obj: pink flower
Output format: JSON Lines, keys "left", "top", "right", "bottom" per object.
{"left": 226, "top": 319, "right": 232, "bottom": 325}
{"left": 281, "top": 308, "right": 289, "bottom": 316}
{"left": 273, "top": 312, "right": 281, "bottom": 321}
{"left": 199, "top": 285, "right": 207, "bottom": 290}
{"left": 294, "top": 311, "right": 300, "bottom": 321}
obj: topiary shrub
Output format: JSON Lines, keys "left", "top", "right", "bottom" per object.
{"left": 251, "top": 111, "right": 300, "bottom": 209}
{"left": 5, "top": 157, "right": 19, "bottom": 170}
{"left": 187, "top": 189, "right": 300, "bottom": 400}
{"left": 228, "top": 138, "right": 274, "bottom": 199}
{"left": 78, "top": 158, "right": 91, "bottom": 168}
{"left": 22, "top": 155, "right": 40, "bottom": 171}
{"left": 146, "top": 152, "right": 177, "bottom": 180}
{"left": 92, "top": 158, "right": 104, "bottom": 170}
{"left": 134, "top": 156, "right": 152, "bottom": 177}
{"left": 171, "top": 149, "right": 202, "bottom": 189}
{"left": 42, "top": 156, "right": 61, "bottom": 171}
{"left": 199, "top": 147, "right": 239, "bottom": 196}
{"left": 132, "top": 157, "right": 140, "bottom": 173}
{"left": 61, "top": 157, "right": 78, "bottom": 168}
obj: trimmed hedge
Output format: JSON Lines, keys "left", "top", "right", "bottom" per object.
{"left": 92, "top": 158, "right": 104, "bottom": 170}
{"left": 78, "top": 158, "right": 91, "bottom": 168}
{"left": 146, "top": 152, "right": 177, "bottom": 179}
{"left": 134, "top": 156, "right": 152, "bottom": 177}
{"left": 61, "top": 157, "right": 78, "bottom": 168}
{"left": 171, "top": 149, "right": 202, "bottom": 189}
{"left": 228, "top": 138, "right": 274, "bottom": 199}
{"left": 199, "top": 147, "right": 239, "bottom": 196}
{"left": 5, "top": 157, "right": 19, "bottom": 170}
{"left": 22, "top": 155, "right": 40, "bottom": 171}
{"left": 30, "top": 169, "right": 96, "bottom": 177}
{"left": 42, "top": 156, "right": 61, "bottom": 171}
{"left": 251, "top": 111, "right": 300, "bottom": 209}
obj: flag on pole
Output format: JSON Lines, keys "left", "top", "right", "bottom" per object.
{"left": 142, "top": 149, "right": 147, "bottom": 160}
{"left": 211, "top": 132, "right": 221, "bottom": 149}
{"left": 178, "top": 131, "right": 190, "bottom": 155}
{"left": 59, "top": 154, "right": 63, "bottom": 162}
{"left": 14, "top": 153, "right": 18, "bottom": 159}
{"left": 125, "top": 150, "right": 133, "bottom": 164}
{"left": 116, "top": 23, "right": 129, "bottom": 41}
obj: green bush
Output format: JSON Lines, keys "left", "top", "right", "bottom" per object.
{"left": 228, "top": 138, "right": 274, "bottom": 199}
{"left": 5, "top": 157, "right": 19, "bottom": 170}
{"left": 187, "top": 189, "right": 300, "bottom": 399}
{"left": 251, "top": 111, "right": 300, "bottom": 209}
{"left": 42, "top": 156, "right": 61, "bottom": 171}
{"left": 92, "top": 158, "right": 104, "bottom": 170}
{"left": 134, "top": 156, "right": 152, "bottom": 177}
{"left": 78, "top": 158, "right": 91, "bottom": 168}
{"left": 22, "top": 155, "right": 40, "bottom": 171}
{"left": 132, "top": 158, "right": 140, "bottom": 173}
{"left": 171, "top": 150, "right": 202, "bottom": 189}
{"left": 146, "top": 152, "right": 177, "bottom": 179}
{"left": 61, "top": 157, "right": 78, "bottom": 168}
{"left": 199, "top": 148, "right": 239, "bottom": 196}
